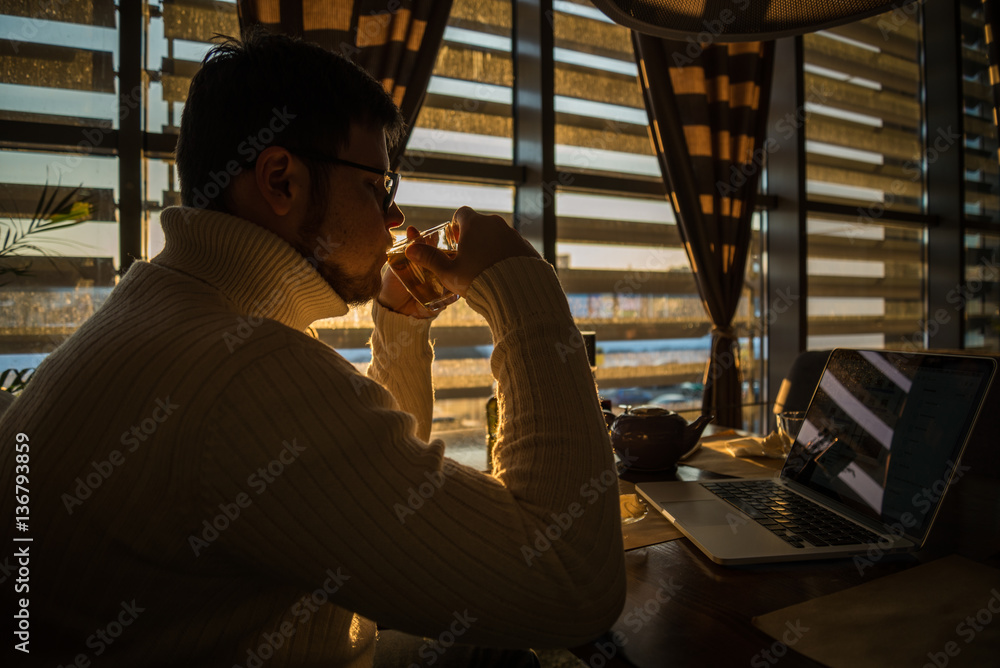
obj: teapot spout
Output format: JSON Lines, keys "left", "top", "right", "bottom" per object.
{"left": 685, "top": 413, "right": 715, "bottom": 446}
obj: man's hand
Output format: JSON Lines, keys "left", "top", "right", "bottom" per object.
{"left": 402, "top": 206, "right": 541, "bottom": 298}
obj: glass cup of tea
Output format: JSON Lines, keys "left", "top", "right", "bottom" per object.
{"left": 387, "top": 221, "right": 459, "bottom": 311}
{"left": 776, "top": 410, "right": 806, "bottom": 455}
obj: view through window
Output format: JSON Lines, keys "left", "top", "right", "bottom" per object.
{"left": 0, "top": 1, "right": 120, "bottom": 391}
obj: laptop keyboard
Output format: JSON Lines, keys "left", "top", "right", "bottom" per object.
{"left": 701, "top": 480, "right": 883, "bottom": 549}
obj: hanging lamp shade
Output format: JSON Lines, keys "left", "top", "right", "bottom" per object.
{"left": 590, "top": 0, "right": 920, "bottom": 41}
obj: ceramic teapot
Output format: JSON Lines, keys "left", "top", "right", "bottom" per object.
{"left": 610, "top": 406, "right": 714, "bottom": 471}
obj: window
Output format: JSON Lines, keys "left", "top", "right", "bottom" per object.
{"left": 960, "top": 0, "right": 1000, "bottom": 223}
{"left": 0, "top": 2, "right": 120, "bottom": 385}
{"left": 964, "top": 232, "right": 1000, "bottom": 350}
{"left": 2, "top": 0, "right": 995, "bottom": 421}
{"left": 407, "top": 0, "right": 513, "bottom": 164}
{"left": 803, "top": 8, "right": 928, "bottom": 352}
{"left": 148, "top": 0, "right": 239, "bottom": 256}
{"left": 960, "top": 0, "right": 1000, "bottom": 350}
{"left": 805, "top": 215, "right": 924, "bottom": 351}
{"left": 551, "top": 1, "right": 764, "bottom": 429}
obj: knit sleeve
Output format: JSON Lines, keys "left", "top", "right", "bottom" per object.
{"left": 366, "top": 302, "right": 435, "bottom": 441}
{"left": 196, "top": 256, "right": 626, "bottom": 649}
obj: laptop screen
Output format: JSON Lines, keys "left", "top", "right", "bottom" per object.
{"left": 780, "top": 350, "right": 995, "bottom": 542}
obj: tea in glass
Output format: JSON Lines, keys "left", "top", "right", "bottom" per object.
{"left": 387, "top": 221, "right": 459, "bottom": 311}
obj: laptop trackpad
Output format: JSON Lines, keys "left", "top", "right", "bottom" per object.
{"left": 663, "top": 500, "right": 737, "bottom": 528}
{"left": 663, "top": 500, "right": 792, "bottom": 564}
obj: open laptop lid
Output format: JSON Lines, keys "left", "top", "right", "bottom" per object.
{"left": 779, "top": 349, "right": 996, "bottom": 546}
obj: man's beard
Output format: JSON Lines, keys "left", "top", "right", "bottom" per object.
{"left": 294, "top": 210, "right": 383, "bottom": 307}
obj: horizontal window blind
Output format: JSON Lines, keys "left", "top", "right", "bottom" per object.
{"left": 553, "top": 0, "right": 656, "bottom": 177}
{"left": 803, "top": 12, "right": 923, "bottom": 214}
{"left": 963, "top": 232, "right": 1000, "bottom": 350}
{"left": 959, "top": 0, "right": 1000, "bottom": 352}
{"left": 804, "top": 8, "right": 927, "bottom": 353}
{"left": 960, "top": 0, "right": 1000, "bottom": 222}
{"left": 406, "top": 0, "right": 513, "bottom": 163}
{"left": 0, "top": 2, "right": 118, "bottom": 127}
{"left": 149, "top": 0, "right": 239, "bottom": 254}
{"left": 0, "top": 2, "right": 121, "bottom": 384}
{"left": 153, "top": 0, "right": 238, "bottom": 139}
{"left": 556, "top": 198, "right": 763, "bottom": 417}
{"left": 805, "top": 215, "right": 924, "bottom": 351}
{"left": 0, "top": 170, "right": 119, "bottom": 299}
{"left": 552, "top": 0, "right": 761, "bottom": 427}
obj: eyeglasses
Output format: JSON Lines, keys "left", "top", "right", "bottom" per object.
{"left": 293, "top": 150, "right": 400, "bottom": 214}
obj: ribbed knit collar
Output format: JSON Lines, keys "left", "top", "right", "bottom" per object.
{"left": 152, "top": 207, "right": 349, "bottom": 331}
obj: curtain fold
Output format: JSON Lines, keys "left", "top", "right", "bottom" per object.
{"left": 632, "top": 34, "right": 775, "bottom": 428}
{"left": 237, "top": 0, "right": 453, "bottom": 168}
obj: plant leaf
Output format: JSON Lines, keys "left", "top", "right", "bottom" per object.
{"left": 29, "top": 180, "right": 51, "bottom": 233}
{"left": 43, "top": 185, "right": 83, "bottom": 224}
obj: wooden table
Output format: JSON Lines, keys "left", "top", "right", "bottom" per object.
{"left": 569, "top": 435, "right": 940, "bottom": 667}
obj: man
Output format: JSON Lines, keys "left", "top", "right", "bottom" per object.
{"left": 0, "top": 31, "right": 625, "bottom": 666}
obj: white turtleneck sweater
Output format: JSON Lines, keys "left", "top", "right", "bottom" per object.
{"left": 0, "top": 207, "right": 625, "bottom": 667}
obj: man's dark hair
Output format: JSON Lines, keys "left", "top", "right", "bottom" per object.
{"left": 176, "top": 28, "right": 405, "bottom": 212}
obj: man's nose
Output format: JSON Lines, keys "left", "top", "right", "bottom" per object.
{"left": 386, "top": 201, "right": 404, "bottom": 229}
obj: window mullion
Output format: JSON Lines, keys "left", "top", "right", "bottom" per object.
{"left": 512, "top": 0, "right": 557, "bottom": 264}
{"left": 118, "top": 1, "right": 144, "bottom": 273}
{"left": 924, "top": 0, "right": 966, "bottom": 349}
{"left": 766, "top": 35, "right": 808, "bottom": 427}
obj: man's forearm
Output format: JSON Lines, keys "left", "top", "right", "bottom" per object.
{"left": 367, "top": 303, "right": 436, "bottom": 441}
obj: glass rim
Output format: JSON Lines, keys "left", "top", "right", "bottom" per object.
{"left": 390, "top": 221, "right": 456, "bottom": 251}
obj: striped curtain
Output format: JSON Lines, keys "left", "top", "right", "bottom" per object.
{"left": 237, "top": 0, "right": 453, "bottom": 168}
{"left": 984, "top": 0, "right": 1000, "bottom": 170}
{"left": 633, "top": 34, "right": 775, "bottom": 429}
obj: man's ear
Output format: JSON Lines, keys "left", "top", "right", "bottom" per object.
{"left": 254, "top": 145, "right": 307, "bottom": 217}
{"left": 224, "top": 146, "right": 311, "bottom": 245}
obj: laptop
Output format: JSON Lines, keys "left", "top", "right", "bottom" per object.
{"left": 636, "top": 349, "right": 996, "bottom": 565}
